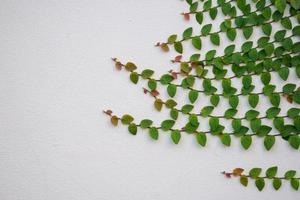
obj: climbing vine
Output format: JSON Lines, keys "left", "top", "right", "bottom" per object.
{"left": 105, "top": 0, "right": 300, "bottom": 192}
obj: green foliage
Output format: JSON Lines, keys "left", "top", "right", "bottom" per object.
{"left": 226, "top": 167, "right": 300, "bottom": 191}
{"left": 107, "top": 0, "right": 300, "bottom": 193}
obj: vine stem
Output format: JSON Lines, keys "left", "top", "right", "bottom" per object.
{"left": 183, "top": 0, "right": 235, "bottom": 15}
{"left": 112, "top": 58, "right": 292, "bottom": 99}
{"left": 221, "top": 171, "right": 300, "bottom": 180}
{"left": 103, "top": 110, "right": 295, "bottom": 138}
{"left": 158, "top": 4, "right": 294, "bottom": 47}
{"left": 172, "top": 46, "right": 297, "bottom": 69}
{"left": 144, "top": 89, "right": 289, "bottom": 122}
{"left": 173, "top": 32, "right": 295, "bottom": 67}
{"left": 170, "top": 52, "right": 298, "bottom": 81}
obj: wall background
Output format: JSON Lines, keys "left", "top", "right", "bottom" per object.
{"left": 0, "top": 0, "right": 299, "bottom": 199}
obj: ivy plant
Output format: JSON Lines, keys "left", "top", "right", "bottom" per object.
{"left": 105, "top": 0, "right": 300, "bottom": 192}
{"left": 223, "top": 167, "right": 299, "bottom": 191}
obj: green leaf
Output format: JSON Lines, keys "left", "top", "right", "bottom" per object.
{"left": 285, "top": 170, "right": 296, "bottom": 179}
{"left": 263, "top": 84, "right": 275, "bottom": 96}
{"left": 226, "top": 28, "right": 236, "bottom": 41}
{"left": 282, "top": 38, "right": 293, "bottom": 50}
{"left": 140, "top": 119, "right": 153, "bottom": 129}
{"left": 171, "top": 130, "right": 181, "bottom": 144}
{"left": 294, "top": 116, "right": 300, "bottom": 131}
{"left": 185, "top": 121, "right": 198, "bottom": 133}
{"left": 196, "top": 133, "right": 207, "bottom": 147}
{"left": 174, "top": 42, "right": 183, "bottom": 54}
{"left": 257, "top": 37, "right": 269, "bottom": 48}
{"left": 278, "top": 67, "right": 289, "bottom": 80}
{"left": 261, "top": 72, "right": 271, "bottom": 85}
{"left": 210, "top": 33, "right": 220, "bottom": 45}
{"left": 266, "top": 107, "right": 281, "bottom": 119}
{"left": 189, "top": 114, "right": 198, "bottom": 127}
{"left": 182, "top": 27, "right": 193, "bottom": 39}
{"left": 170, "top": 109, "right": 178, "bottom": 120}
{"left": 167, "top": 34, "right": 177, "bottom": 44}
{"left": 125, "top": 62, "right": 137, "bottom": 71}
{"left": 221, "top": 134, "right": 231, "bottom": 146}
{"left": 241, "top": 41, "right": 253, "bottom": 53}
{"left": 209, "top": 117, "right": 219, "bottom": 131}
{"left": 241, "top": 135, "right": 252, "bottom": 150}
{"left": 192, "top": 37, "right": 202, "bottom": 50}
{"left": 181, "top": 104, "right": 194, "bottom": 114}
{"left": 257, "top": 125, "right": 272, "bottom": 136}
{"left": 245, "top": 110, "right": 260, "bottom": 120}
{"left": 190, "top": 2, "right": 198, "bottom": 12}
{"left": 255, "top": 178, "right": 265, "bottom": 191}
{"left": 290, "top": 0, "right": 300, "bottom": 10}
{"left": 209, "top": 7, "right": 218, "bottom": 19}
{"left": 264, "top": 136, "right": 275, "bottom": 150}
{"left": 242, "top": 75, "right": 252, "bottom": 88}
{"left": 250, "top": 118, "right": 261, "bottom": 133}
{"left": 128, "top": 123, "right": 137, "bottom": 135}
{"left": 249, "top": 168, "right": 262, "bottom": 178}
{"left": 287, "top": 108, "right": 300, "bottom": 119}
{"left": 273, "top": 117, "right": 284, "bottom": 131}
{"left": 149, "top": 127, "right": 159, "bottom": 140}
{"left": 273, "top": 178, "right": 282, "bottom": 190}
{"left": 121, "top": 114, "right": 134, "bottom": 125}
{"left": 229, "top": 95, "right": 239, "bottom": 108}
{"left": 232, "top": 119, "right": 242, "bottom": 131}
{"left": 189, "top": 90, "right": 198, "bottom": 103}
{"left": 266, "top": 166, "right": 278, "bottom": 178}
{"left": 130, "top": 72, "right": 139, "bottom": 84}
{"left": 275, "top": 0, "right": 286, "bottom": 13}
{"left": 248, "top": 94, "right": 259, "bottom": 108}
{"left": 274, "top": 30, "right": 286, "bottom": 42}
{"left": 224, "top": 108, "right": 237, "bottom": 119}
{"left": 292, "top": 25, "right": 300, "bottom": 36}
{"left": 291, "top": 178, "right": 299, "bottom": 191}
{"left": 243, "top": 26, "right": 253, "bottom": 39}
{"left": 294, "top": 91, "right": 300, "bottom": 104}
{"left": 201, "top": 24, "right": 212, "bottom": 35}
{"left": 283, "top": 83, "right": 296, "bottom": 94}
{"left": 180, "top": 62, "right": 191, "bottom": 74}
{"left": 262, "top": 23, "right": 272, "bottom": 36}
{"left": 240, "top": 176, "right": 248, "bottom": 187}
{"left": 281, "top": 18, "right": 292, "bottom": 30}
{"left": 201, "top": 106, "right": 214, "bottom": 117}
{"left": 210, "top": 95, "right": 220, "bottom": 107}
{"left": 165, "top": 99, "right": 177, "bottom": 109}
{"left": 224, "top": 44, "right": 235, "bottom": 55}
{"left": 160, "top": 74, "right": 173, "bottom": 85}
{"left": 288, "top": 135, "right": 300, "bottom": 149}
{"left": 270, "top": 93, "right": 280, "bottom": 107}
{"left": 161, "top": 120, "right": 175, "bottom": 131}
{"left": 148, "top": 79, "right": 157, "bottom": 90}
{"left": 196, "top": 13, "right": 203, "bottom": 24}
{"left": 195, "top": 66, "right": 204, "bottom": 76}
{"left": 141, "top": 69, "right": 154, "bottom": 79}
{"left": 205, "top": 50, "right": 216, "bottom": 60}
{"left": 167, "top": 84, "right": 177, "bottom": 98}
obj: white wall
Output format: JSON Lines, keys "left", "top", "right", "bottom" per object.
{"left": 0, "top": 0, "right": 299, "bottom": 199}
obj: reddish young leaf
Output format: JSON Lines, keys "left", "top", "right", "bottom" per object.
{"left": 183, "top": 13, "right": 190, "bottom": 21}
{"left": 151, "top": 90, "right": 160, "bottom": 97}
{"left": 103, "top": 109, "right": 113, "bottom": 116}
{"left": 174, "top": 55, "right": 182, "bottom": 62}
{"left": 115, "top": 61, "right": 122, "bottom": 70}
